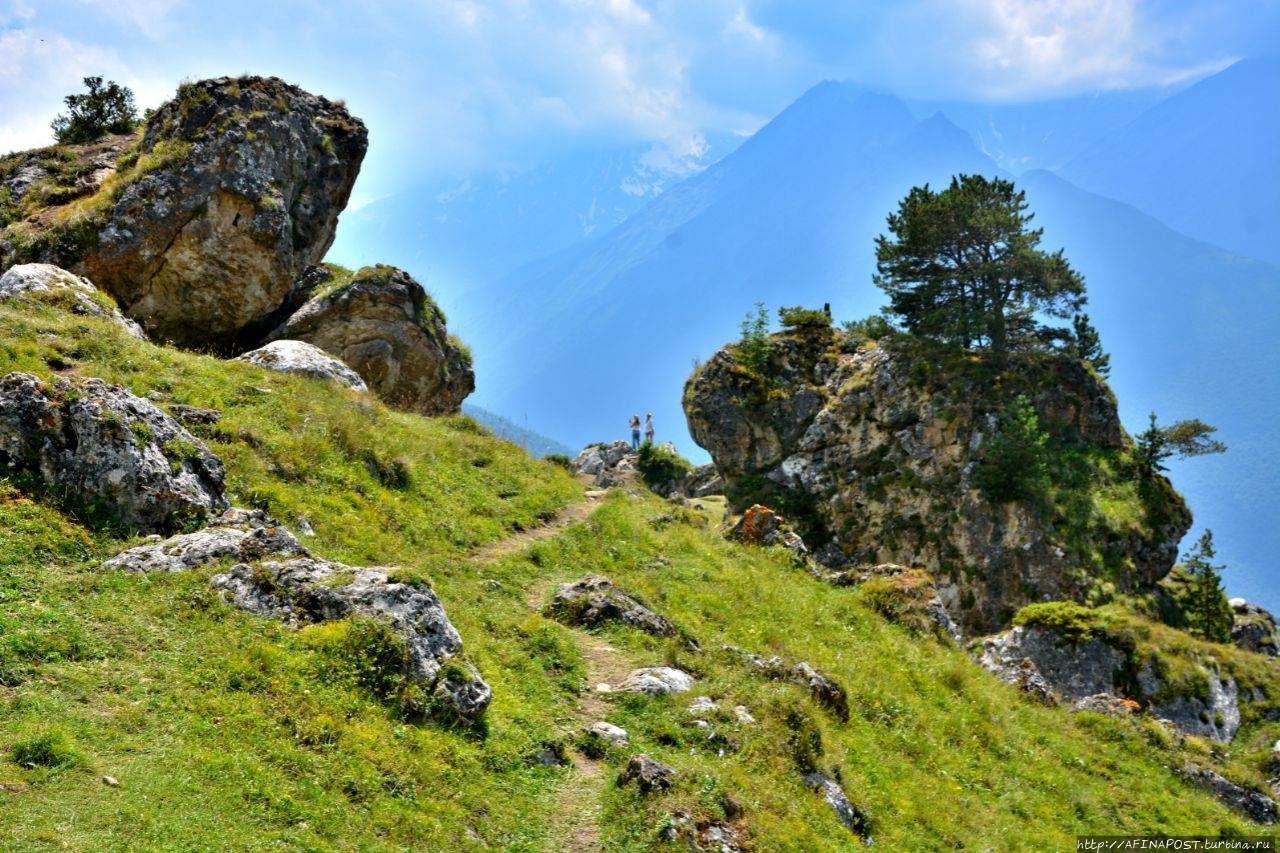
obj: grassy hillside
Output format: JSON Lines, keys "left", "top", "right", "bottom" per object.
{"left": 0, "top": 295, "right": 1274, "bottom": 850}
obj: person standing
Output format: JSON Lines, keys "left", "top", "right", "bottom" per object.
{"left": 643, "top": 413, "right": 655, "bottom": 445}
{"left": 629, "top": 414, "right": 641, "bottom": 451}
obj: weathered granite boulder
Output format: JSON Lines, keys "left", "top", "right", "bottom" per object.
{"left": 617, "top": 754, "right": 676, "bottom": 793}
{"left": 267, "top": 265, "right": 473, "bottom": 415}
{"left": 684, "top": 331, "right": 1191, "bottom": 633}
{"left": 979, "top": 626, "right": 1128, "bottom": 699}
{"left": 1231, "top": 598, "right": 1280, "bottom": 657}
{"left": 212, "top": 556, "right": 489, "bottom": 723}
{"left": 545, "top": 574, "right": 675, "bottom": 637}
{"left": 1182, "top": 766, "right": 1279, "bottom": 824}
{"left": 616, "top": 667, "right": 695, "bottom": 697}
{"left": 0, "top": 372, "right": 228, "bottom": 533}
{"left": 103, "top": 508, "right": 304, "bottom": 572}
{"left": 19, "top": 77, "right": 367, "bottom": 350}
{"left": 0, "top": 264, "right": 144, "bottom": 339}
{"left": 234, "top": 339, "right": 368, "bottom": 391}
{"left": 587, "top": 722, "right": 630, "bottom": 750}
{"left": 572, "top": 440, "right": 634, "bottom": 476}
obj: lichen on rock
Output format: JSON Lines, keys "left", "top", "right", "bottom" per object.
{"left": 267, "top": 265, "right": 473, "bottom": 415}
{"left": 0, "top": 371, "right": 228, "bottom": 533}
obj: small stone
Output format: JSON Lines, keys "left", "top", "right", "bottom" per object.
{"left": 616, "top": 666, "right": 695, "bottom": 697}
{"left": 588, "top": 722, "right": 629, "bottom": 749}
{"left": 618, "top": 754, "right": 676, "bottom": 793}
{"left": 688, "top": 696, "right": 718, "bottom": 715}
{"left": 102, "top": 776, "right": 120, "bottom": 787}
{"left": 733, "top": 705, "right": 756, "bottom": 724}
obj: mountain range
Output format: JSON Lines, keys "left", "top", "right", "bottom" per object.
{"left": 326, "top": 59, "right": 1280, "bottom": 613}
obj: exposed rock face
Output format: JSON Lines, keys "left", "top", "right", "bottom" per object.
{"left": 1231, "top": 598, "right": 1280, "bottom": 657}
{"left": 268, "top": 265, "right": 473, "bottom": 415}
{"left": 103, "top": 508, "right": 304, "bottom": 572}
{"left": 59, "top": 76, "right": 367, "bottom": 350}
{"left": 684, "top": 331, "right": 1191, "bottom": 633}
{"left": 1182, "top": 766, "right": 1279, "bottom": 824}
{"left": 212, "top": 556, "right": 490, "bottom": 723}
{"left": 0, "top": 264, "right": 144, "bottom": 339}
{"left": 684, "top": 463, "right": 725, "bottom": 498}
{"left": 0, "top": 372, "right": 228, "bottom": 533}
{"left": 546, "top": 574, "right": 676, "bottom": 637}
{"left": 979, "top": 624, "right": 1244, "bottom": 741}
{"left": 234, "top": 339, "right": 368, "bottom": 392}
{"left": 734, "top": 650, "right": 850, "bottom": 721}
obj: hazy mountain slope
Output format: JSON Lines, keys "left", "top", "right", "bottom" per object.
{"left": 462, "top": 402, "right": 574, "bottom": 458}
{"left": 327, "top": 136, "right": 743, "bottom": 309}
{"left": 1021, "top": 169, "right": 1280, "bottom": 611}
{"left": 909, "top": 87, "right": 1169, "bottom": 174}
{"left": 1058, "top": 57, "right": 1280, "bottom": 265}
{"left": 457, "top": 85, "right": 993, "bottom": 455}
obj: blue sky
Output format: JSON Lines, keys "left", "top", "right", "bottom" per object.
{"left": 2, "top": 0, "right": 1275, "bottom": 203}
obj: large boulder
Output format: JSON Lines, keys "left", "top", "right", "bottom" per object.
{"left": 0, "top": 263, "right": 144, "bottom": 339}
{"left": 212, "top": 556, "right": 490, "bottom": 723}
{"left": 267, "top": 265, "right": 473, "bottom": 415}
{"left": 103, "top": 508, "right": 305, "bottom": 572}
{"left": 684, "top": 330, "right": 1190, "bottom": 633}
{"left": 546, "top": 574, "right": 676, "bottom": 637}
{"left": 234, "top": 339, "right": 368, "bottom": 391}
{"left": 0, "top": 372, "right": 227, "bottom": 533}
{"left": 6, "top": 76, "right": 367, "bottom": 350}
{"left": 1231, "top": 598, "right": 1280, "bottom": 657}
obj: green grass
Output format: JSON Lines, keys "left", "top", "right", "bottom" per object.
{"left": 0, "top": 298, "right": 1272, "bottom": 850}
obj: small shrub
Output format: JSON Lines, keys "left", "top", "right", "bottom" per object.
{"left": 1012, "top": 601, "right": 1105, "bottom": 644}
{"left": 544, "top": 454, "right": 572, "bottom": 470}
{"left": 778, "top": 305, "right": 830, "bottom": 330}
{"left": 302, "top": 616, "right": 409, "bottom": 701}
{"left": 840, "top": 314, "right": 894, "bottom": 350}
{"left": 51, "top": 77, "right": 137, "bottom": 144}
{"left": 11, "top": 730, "right": 84, "bottom": 769}
{"left": 636, "top": 441, "right": 693, "bottom": 492}
{"left": 735, "top": 301, "right": 772, "bottom": 376}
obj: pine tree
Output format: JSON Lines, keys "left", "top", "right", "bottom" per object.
{"left": 1181, "top": 530, "right": 1233, "bottom": 643}
{"left": 874, "top": 174, "right": 1086, "bottom": 353}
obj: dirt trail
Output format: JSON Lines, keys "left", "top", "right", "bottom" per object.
{"left": 468, "top": 484, "right": 641, "bottom": 852}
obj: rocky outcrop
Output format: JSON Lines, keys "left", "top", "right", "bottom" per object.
{"left": 979, "top": 622, "right": 1245, "bottom": 741}
{"left": 0, "top": 264, "right": 144, "bottom": 339}
{"left": 1231, "top": 598, "right": 1280, "bottom": 657}
{"left": 684, "top": 330, "right": 1191, "bottom": 633}
{"left": 103, "top": 508, "right": 304, "bottom": 572}
{"left": 545, "top": 574, "right": 676, "bottom": 637}
{"left": 0, "top": 372, "right": 227, "bottom": 533}
{"left": 212, "top": 556, "right": 490, "bottom": 723}
{"left": 733, "top": 649, "right": 849, "bottom": 721}
{"left": 267, "top": 265, "right": 473, "bottom": 415}
{"left": 684, "top": 463, "right": 725, "bottom": 498}
{"left": 234, "top": 339, "right": 368, "bottom": 392}
{"left": 803, "top": 773, "right": 870, "bottom": 839}
{"left": 46, "top": 77, "right": 366, "bottom": 350}
{"left": 1182, "top": 766, "right": 1279, "bottom": 824}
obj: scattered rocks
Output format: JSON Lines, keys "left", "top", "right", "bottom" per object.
{"left": 0, "top": 263, "right": 144, "bottom": 339}
{"left": 587, "top": 722, "right": 630, "bottom": 750}
{"left": 545, "top": 574, "right": 675, "bottom": 637}
{"left": 74, "top": 76, "right": 367, "bottom": 350}
{"left": 267, "top": 265, "right": 472, "bottom": 414}
{"left": 1072, "top": 693, "right": 1140, "bottom": 716}
{"left": 617, "top": 754, "right": 676, "bottom": 793}
{"left": 803, "top": 773, "right": 871, "bottom": 839}
{"left": 736, "top": 651, "right": 849, "bottom": 721}
{"left": 212, "top": 556, "right": 489, "bottom": 723}
{"left": 688, "top": 696, "right": 718, "bottom": 715}
{"left": 658, "top": 812, "right": 744, "bottom": 852}
{"left": 727, "top": 505, "right": 807, "bottom": 557}
{"left": 0, "top": 372, "right": 228, "bottom": 533}
{"left": 616, "top": 667, "right": 696, "bottom": 697}
{"left": 1182, "top": 766, "right": 1278, "bottom": 824}
{"left": 234, "top": 339, "right": 368, "bottom": 391}
{"left": 103, "top": 508, "right": 305, "bottom": 572}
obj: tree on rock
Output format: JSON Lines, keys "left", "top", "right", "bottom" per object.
{"left": 51, "top": 77, "right": 138, "bottom": 144}
{"left": 1182, "top": 530, "right": 1232, "bottom": 643}
{"left": 874, "top": 174, "right": 1086, "bottom": 353}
